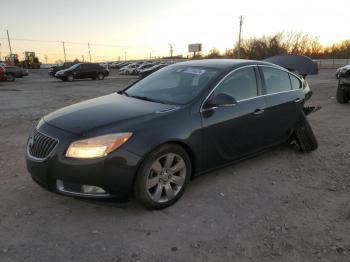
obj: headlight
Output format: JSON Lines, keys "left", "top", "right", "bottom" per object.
{"left": 65, "top": 133, "right": 132, "bottom": 159}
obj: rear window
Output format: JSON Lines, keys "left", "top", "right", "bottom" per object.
{"left": 261, "top": 67, "right": 292, "bottom": 94}
{"left": 289, "top": 74, "right": 302, "bottom": 90}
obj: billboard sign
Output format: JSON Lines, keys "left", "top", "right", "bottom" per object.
{"left": 188, "top": 43, "right": 202, "bottom": 53}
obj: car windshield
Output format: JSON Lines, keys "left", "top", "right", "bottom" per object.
{"left": 125, "top": 65, "right": 221, "bottom": 105}
{"left": 69, "top": 64, "right": 80, "bottom": 70}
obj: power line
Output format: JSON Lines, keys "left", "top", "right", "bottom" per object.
{"left": 0, "top": 37, "right": 133, "bottom": 48}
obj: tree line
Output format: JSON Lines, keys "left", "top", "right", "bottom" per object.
{"left": 200, "top": 32, "right": 350, "bottom": 60}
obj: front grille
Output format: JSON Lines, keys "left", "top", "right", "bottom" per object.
{"left": 27, "top": 129, "right": 58, "bottom": 160}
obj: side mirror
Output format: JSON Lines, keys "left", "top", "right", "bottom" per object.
{"left": 206, "top": 93, "right": 237, "bottom": 108}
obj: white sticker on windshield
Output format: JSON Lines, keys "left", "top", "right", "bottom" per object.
{"left": 183, "top": 68, "right": 206, "bottom": 75}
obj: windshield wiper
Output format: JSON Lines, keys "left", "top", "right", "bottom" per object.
{"left": 128, "top": 94, "right": 158, "bottom": 103}
{"left": 122, "top": 90, "right": 130, "bottom": 96}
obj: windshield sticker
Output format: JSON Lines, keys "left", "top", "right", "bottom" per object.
{"left": 183, "top": 68, "right": 206, "bottom": 75}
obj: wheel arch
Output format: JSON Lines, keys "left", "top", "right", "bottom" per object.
{"left": 131, "top": 140, "right": 197, "bottom": 191}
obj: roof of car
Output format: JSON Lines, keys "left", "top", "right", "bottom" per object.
{"left": 175, "top": 59, "right": 276, "bottom": 69}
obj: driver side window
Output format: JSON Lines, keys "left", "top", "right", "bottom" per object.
{"left": 214, "top": 67, "right": 258, "bottom": 101}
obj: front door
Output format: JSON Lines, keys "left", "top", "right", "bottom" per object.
{"left": 201, "top": 66, "right": 267, "bottom": 170}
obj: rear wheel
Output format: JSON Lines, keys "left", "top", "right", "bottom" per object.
{"left": 6, "top": 73, "right": 15, "bottom": 82}
{"left": 134, "top": 144, "right": 191, "bottom": 209}
{"left": 336, "top": 83, "right": 350, "bottom": 104}
{"left": 293, "top": 113, "right": 318, "bottom": 153}
{"left": 97, "top": 73, "right": 104, "bottom": 80}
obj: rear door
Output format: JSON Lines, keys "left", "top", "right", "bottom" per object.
{"left": 86, "top": 64, "right": 98, "bottom": 78}
{"left": 259, "top": 66, "right": 304, "bottom": 144}
{"left": 201, "top": 66, "right": 267, "bottom": 169}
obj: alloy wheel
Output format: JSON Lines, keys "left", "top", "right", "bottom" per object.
{"left": 146, "top": 153, "right": 186, "bottom": 203}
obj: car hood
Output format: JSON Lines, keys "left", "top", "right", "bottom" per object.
{"left": 55, "top": 68, "right": 70, "bottom": 75}
{"left": 43, "top": 93, "right": 177, "bottom": 136}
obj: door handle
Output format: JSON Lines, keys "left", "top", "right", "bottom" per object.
{"left": 253, "top": 109, "right": 264, "bottom": 115}
{"left": 294, "top": 98, "right": 302, "bottom": 103}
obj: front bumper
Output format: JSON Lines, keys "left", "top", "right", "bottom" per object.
{"left": 55, "top": 74, "right": 65, "bottom": 80}
{"left": 26, "top": 123, "right": 141, "bottom": 199}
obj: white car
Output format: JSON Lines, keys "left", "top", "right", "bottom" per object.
{"left": 120, "top": 63, "right": 138, "bottom": 75}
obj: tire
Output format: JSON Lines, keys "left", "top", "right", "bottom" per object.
{"left": 6, "top": 73, "right": 15, "bottom": 82}
{"left": 67, "top": 74, "right": 74, "bottom": 82}
{"left": 294, "top": 113, "right": 318, "bottom": 153}
{"left": 134, "top": 144, "right": 191, "bottom": 209}
{"left": 336, "top": 83, "right": 349, "bottom": 104}
{"left": 97, "top": 73, "right": 104, "bottom": 80}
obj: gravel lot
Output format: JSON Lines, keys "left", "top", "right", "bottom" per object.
{"left": 0, "top": 69, "right": 349, "bottom": 262}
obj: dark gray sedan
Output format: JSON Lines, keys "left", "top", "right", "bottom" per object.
{"left": 26, "top": 59, "right": 318, "bottom": 209}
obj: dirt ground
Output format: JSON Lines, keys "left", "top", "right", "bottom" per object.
{"left": 0, "top": 69, "right": 349, "bottom": 262}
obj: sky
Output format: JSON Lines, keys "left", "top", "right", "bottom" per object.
{"left": 0, "top": 0, "right": 349, "bottom": 63}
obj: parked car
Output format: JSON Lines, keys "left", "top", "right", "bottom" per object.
{"left": 0, "top": 65, "right": 6, "bottom": 81}
{"left": 335, "top": 64, "right": 350, "bottom": 79}
{"left": 26, "top": 59, "right": 318, "bottom": 209}
{"left": 120, "top": 63, "right": 138, "bottom": 75}
{"left": 55, "top": 63, "right": 109, "bottom": 81}
{"left": 336, "top": 66, "right": 350, "bottom": 103}
{"left": 135, "top": 63, "right": 154, "bottom": 75}
{"left": 4, "top": 66, "right": 29, "bottom": 81}
{"left": 139, "top": 63, "right": 167, "bottom": 79}
{"left": 49, "top": 62, "right": 76, "bottom": 77}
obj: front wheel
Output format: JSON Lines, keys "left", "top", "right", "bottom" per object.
{"left": 336, "top": 83, "right": 350, "bottom": 104}
{"left": 66, "top": 74, "right": 74, "bottom": 82}
{"left": 134, "top": 144, "right": 191, "bottom": 209}
{"left": 6, "top": 73, "right": 15, "bottom": 82}
{"left": 97, "top": 73, "right": 104, "bottom": 80}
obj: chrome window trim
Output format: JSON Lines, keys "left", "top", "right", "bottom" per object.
{"left": 26, "top": 129, "right": 59, "bottom": 162}
{"left": 200, "top": 64, "right": 303, "bottom": 113}
{"left": 200, "top": 65, "right": 257, "bottom": 112}
{"left": 257, "top": 64, "right": 304, "bottom": 90}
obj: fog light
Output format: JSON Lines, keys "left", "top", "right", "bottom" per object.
{"left": 81, "top": 185, "right": 106, "bottom": 194}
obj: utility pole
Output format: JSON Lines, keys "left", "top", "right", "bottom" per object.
{"left": 82, "top": 55, "right": 85, "bottom": 62}
{"left": 168, "top": 43, "right": 173, "bottom": 58}
{"left": 6, "top": 30, "right": 13, "bottom": 62}
{"left": 237, "top": 16, "right": 243, "bottom": 59}
{"left": 44, "top": 55, "right": 48, "bottom": 64}
{"left": 0, "top": 42, "right": 2, "bottom": 61}
{"left": 124, "top": 51, "right": 127, "bottom": 61}
{"left": 88, "top": 43, "right": 92, "bottom": 62}
{"left": 150, "top": 50, "right": 154, "bottom": 59}
{"left": 62, "top": 41, "right": 67, "bottom": 63}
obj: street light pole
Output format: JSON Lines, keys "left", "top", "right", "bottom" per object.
{"left": 168, "top": 43, "right": 173, "bottom": 58}
{"left": 88, "top": 43, "right": 92, "bottom": 62}
{"left": 237, "top": 16, "right": 243, "bottom": 59}
{"left": 62, "top": 41, "right": 67, "bottom": 63}
{"left": 6, "top": 30, "right": 13, "bottom": 63}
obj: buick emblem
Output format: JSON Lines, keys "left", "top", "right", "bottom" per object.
{"left": 28, "top": 136, "right": 34, "bottom": 148}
